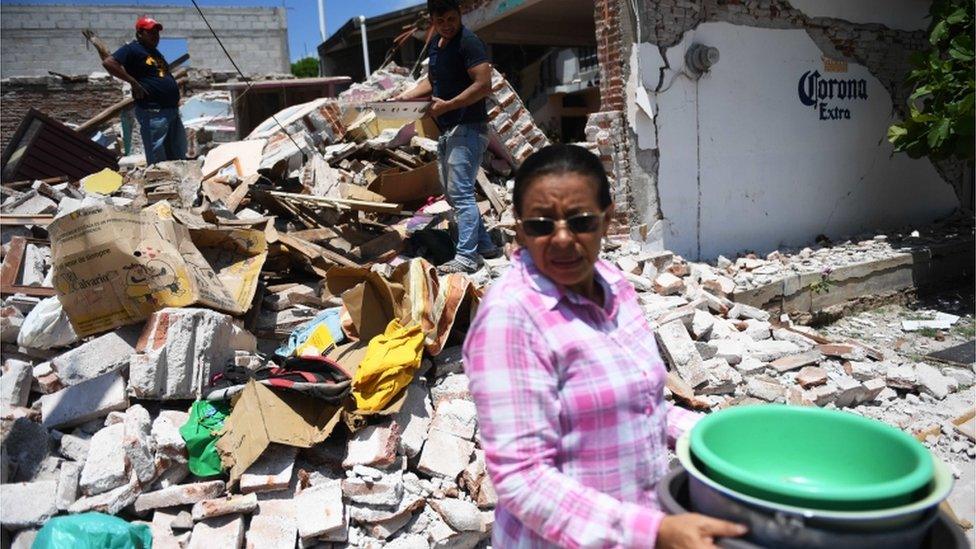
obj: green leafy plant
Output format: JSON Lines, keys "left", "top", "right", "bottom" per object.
{"left": 888, "top": 0, "right": 974, "bottom": 161}
{"left": 290, "top": 57, "right": 319, "bottom": 78}
{"left": 810, "top": 266, "right": 836, "bottom": 294}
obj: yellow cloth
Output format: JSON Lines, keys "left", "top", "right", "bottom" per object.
{"left": 81, "top": 168, "right": 124, "bottom": 195}
{"left": 352, "top": 319, "right": 424, "bottom": 411}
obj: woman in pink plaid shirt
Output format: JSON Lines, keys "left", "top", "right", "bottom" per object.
{"left": 463, "top": 145, "right": 746, "bottom": 548}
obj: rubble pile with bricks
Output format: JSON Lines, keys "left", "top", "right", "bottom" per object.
{"left": 0, "top": 63, "right": 556, "bottom": 548}
{"left": 2, "top": 61, "right": 974, "bottom": 547}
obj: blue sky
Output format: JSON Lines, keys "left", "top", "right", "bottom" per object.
{"left": 2, "top": 0, "right": 423, "bottom": 62}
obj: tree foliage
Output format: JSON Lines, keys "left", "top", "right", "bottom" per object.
{"left": 291, "top": 57, "right": 319, "bottom": 78}
{"left": 888, "top": 0, "right": 974, "bottom": 161}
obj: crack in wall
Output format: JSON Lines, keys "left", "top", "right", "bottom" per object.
{"left": 623, "top": 0, "right": 963, "bottom": 246}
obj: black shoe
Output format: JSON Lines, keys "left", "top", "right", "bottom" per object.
{"left": 479, "top": 247, "right": 504, "bottom": 260}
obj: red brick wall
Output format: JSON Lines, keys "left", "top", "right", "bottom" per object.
{"left": 1, "top": 76, "right": 124, "bottom": 151}
{"left": 589, "top": 0, "right": 632, "bottom": 233}
{"left": 594, "top": 0, "right": 627, "bottom": 112}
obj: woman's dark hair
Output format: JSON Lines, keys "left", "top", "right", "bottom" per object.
{"left": 427, "top": 0, "right": 461, "bottom": 16}
{"left": 512, "top": 144, "right": 612, "bottom": 217}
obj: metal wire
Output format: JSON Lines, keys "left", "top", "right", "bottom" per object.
{"left": 189, "top": 0, "right": 306, "bottom": 155}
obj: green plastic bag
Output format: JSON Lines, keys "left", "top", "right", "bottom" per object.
{"left": 33, "top": 512, "right": 152, "bottom": 549}
{"left": 179, "top": 400, "right": 230, "bottom": 477}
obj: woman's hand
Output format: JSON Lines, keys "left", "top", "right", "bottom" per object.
{"left": 656, "top": 514, "right": 747, "bottom": 549}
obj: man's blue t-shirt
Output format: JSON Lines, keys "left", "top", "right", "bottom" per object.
{"left": 111, "top": 41, "right": 180, "bottom": 109}
{"left": 428, "top": 26, "right": 489, "bottom": 130}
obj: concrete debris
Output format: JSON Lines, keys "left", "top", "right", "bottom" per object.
{"left": 2, "top": 61, "right": 972, "bottom": 546}
{"left": 429, "top": 399, "right": 479, "bottom": 441}
{"left": 902, "top": 312, "right": 960, "bottom": 332}
{"left": 40, "top": 371, "right": 129, "bottom": 429}
{"left": 55, "top": 431, "right": 90, "bottom": 462}
{"left": 49, "top": 326, "right": 140, "bottom": 386}
{"left": 745, "top": 376, "right": 787, "bottom": 402}
{"left": 67, "top": 472, "right": 141, "bottom": 515}
{"left": 796, "top": 366, "right": 828, "bottom": 388}
{"left": 240, "top": 445, "right": 297, "bottom": 494}
{"left": 55, "top": 461, "right": 81, "bottom": 510}
{"left": 246, "top": 513, "right": 297, "bottom": 549}
{"left": 129, "top": 308, "right": 256, "bottom": 400}
{"left": 769, "top": 350, "right": 822, "bottom": 373}
{"left": 0, "top": 480, "right": 58, "bottom": 528}
{"left": 343, "top": 422, "right": 400, "bottom": 469}
{"left": 429, "top": 497, "right": 484, "bottom": 532}
{"left": 417, "top": 428, "right": 476, "bottom": 480}
{"left": 915, "top": 362, "right": 953, "bottom": 400}
{"left": 295, "top": 480, "right": 345, "bottom": 539}
{"left": 79, "top": 423, "right": 128, "bottom": 495}
{"left": 188, "top": 514, "right": 246, "bottom": 549}
{"left": 191, "top": 493, "right": 258, "bottom": 521}
{"left": 134, "top": 480, "right": 227, "bottom": 514}
{"left": 393, "top": 382, "right": 433, "bottom": 458}
{"left": 655, "top": 320, "right": 708, "bottom": 388}
{"left": 1, "top": 359, "right": 33, "bottom": 408}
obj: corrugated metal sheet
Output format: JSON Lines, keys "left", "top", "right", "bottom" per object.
{"left": 1, "top": 108, "right": 118, "bottom": 182}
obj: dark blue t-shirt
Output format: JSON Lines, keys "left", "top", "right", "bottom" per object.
{"left": 111, "top": 41, "right": 180, "bottom": 109}
{"left": 428, "top": 26, "right": 489, "bottom": 129}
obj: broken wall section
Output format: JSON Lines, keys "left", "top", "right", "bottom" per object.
{"left": 0, "top": 75, "right": 124, "bottom": 151}
{"left": 620, "top": 0, "right": 962, "bottom": 259}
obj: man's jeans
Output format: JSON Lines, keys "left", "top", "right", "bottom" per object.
{"left": 437, "top": 122, "right": 493, "bottom": 265}
{"left": 135, "top": 106, "right": 187, "bottom": 164}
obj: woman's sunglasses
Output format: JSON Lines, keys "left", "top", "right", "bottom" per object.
{"left": 518, "top": 212, "right": 604, "bottom": 237}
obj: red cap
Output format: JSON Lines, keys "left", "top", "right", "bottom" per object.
{"left": 136, "top": 16, "right": 163, "bottom": 31}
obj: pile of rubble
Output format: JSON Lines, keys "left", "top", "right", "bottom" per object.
{"left": 0, "top": 63, "right": 554, "bottom": 548}
{"left": 593, "top": 242, "right": 971, "bottom": 413}
{"left": 689, "top": 212, "right": 974, "bottom": 293}
{"left": 1, "top": 60, "right": 973, "bottom": 547}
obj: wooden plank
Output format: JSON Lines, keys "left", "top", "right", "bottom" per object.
{"left": 476, "top": 169, "right": 506, "bottom": 215}
{"left": 264, "top": 189, "right": 402, "bottom": 214}
{"left": 278, "top": 233, "right": 360, "bottom": 269}
{"left": 0, "top": 214, "right": 54, "bottom": 226}
{"left": 289, "top": 228, "right": 340, "bottom": 242}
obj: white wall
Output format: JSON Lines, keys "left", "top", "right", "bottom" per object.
{"left": 631, "top": 22, "right": 957, "bottom": 260}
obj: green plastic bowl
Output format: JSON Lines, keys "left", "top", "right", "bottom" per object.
{"left": 676, "top": 433, "right": 953, "bottom": 529}
{"left": 689, "top": 404, "right": 934, "bottom": 511}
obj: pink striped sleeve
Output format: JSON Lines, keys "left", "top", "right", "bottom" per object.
{"left": 665, "top": 402, "right": 703, "bottom": 448}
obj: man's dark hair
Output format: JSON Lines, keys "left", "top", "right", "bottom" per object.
{"left": 427, "top": 0, "right": 461, "bottom": 16}
{"left": 513, "top": 144, "right": 612, "bottom": 217}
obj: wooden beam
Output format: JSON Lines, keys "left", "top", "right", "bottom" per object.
{"left": 263, "top": 189, "right": 403, "bottom": 214}
{"left": 476, "top": 169, "right": 506, "bottom": 215}
{"left": 0, "top": 214, "right": 54, "bottom": 226}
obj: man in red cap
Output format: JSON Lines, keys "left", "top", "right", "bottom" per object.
{"left": 100, "top": 16, "right": 186, "bottom": 164}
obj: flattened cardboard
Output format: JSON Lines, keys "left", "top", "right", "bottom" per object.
{"left": 366, "top": 100, "right": 430, "bottom": 121}
{"left": 190, "top": 227, "right": 268, "bottom": 315}
{"left": 369, "top": 161, "right": 442, "bottom": 204}
{"left": 326, "top": 267, "right": 407, "bottom": 342}
{"left": 216, "top": 380, "right": 344, "bottom": 485}
{"left": 48, "top": 202, "right": 266, "bottom": 337}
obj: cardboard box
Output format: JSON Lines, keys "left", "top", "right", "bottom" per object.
{"left": 369, "top": 161, "right": 442, "bottom": 205}
{"left": 48, "top": 202, "right": 266, "bottom": 337}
